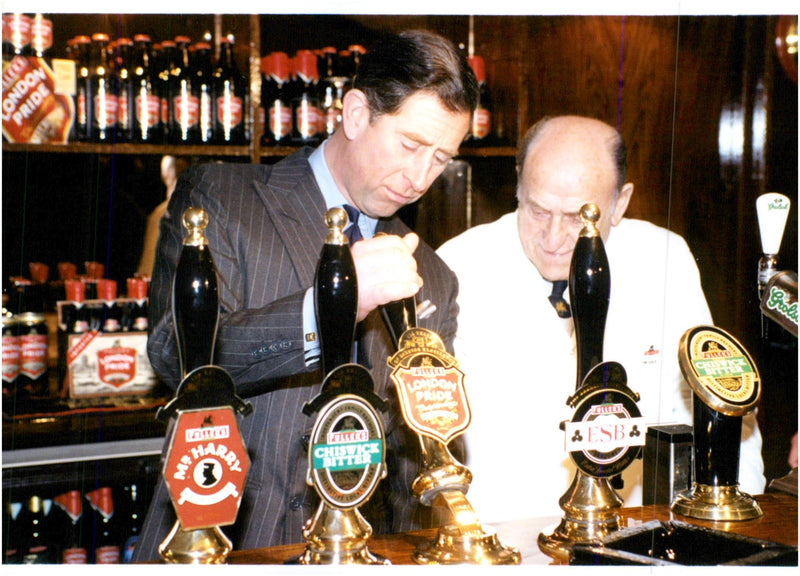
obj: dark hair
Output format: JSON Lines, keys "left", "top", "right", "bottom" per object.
{"left": 517, "top": 116, "right": 628, "bottom": 195}
{"left": 353, "top": 29, "right": 479, "bottom": 119}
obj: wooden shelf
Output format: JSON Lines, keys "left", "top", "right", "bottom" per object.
{"left": 3, "top": 141, "right": 516, "bottom": 159}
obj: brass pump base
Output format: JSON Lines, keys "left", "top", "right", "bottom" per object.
{"left": 671, "top": 483, "right": 763, "bottom": 521}
{"left": 288, "top": 503, "right": 389, "bottom": 565}
{"left": 413, "top": 489, "right": 521, "bottom": 565}
{"left": 537, "top": 471, "right": 623, "bottom": 563}
{"left": 158, "top": 521, "right": 232, "bottom": 564}
{"left": 414, "top": 522, "right": 521, "bottom": 565}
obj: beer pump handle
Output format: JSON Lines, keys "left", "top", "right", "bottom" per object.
{"left": 756, "top": 193, "right": 791, "bottom": 297}
{"left": 380, "top": 298, "right": 418, "bottom": 349}
{"left": 173, "top": 207, "right": 220, "bottom": 377}
{"left": 569, "top": 204, "right": 611, "bottom": 390}
{"left": 315, "top": 207, "right": 358, "bottom": 375}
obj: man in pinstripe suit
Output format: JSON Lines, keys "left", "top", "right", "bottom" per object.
{"left": 133, "top": 29, "right": 479, "bottom": 559}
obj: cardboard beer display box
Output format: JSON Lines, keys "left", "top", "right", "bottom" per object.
{"left": 57, "top": 295, "right": 158, "bottom": 400}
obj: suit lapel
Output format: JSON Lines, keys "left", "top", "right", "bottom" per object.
{"left": 252, "top": 149, "right": 327, "bottom": 287}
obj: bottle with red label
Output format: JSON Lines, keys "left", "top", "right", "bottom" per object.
{"left": 262, "top": 51, "right": 292, "bottom": 146}
{"left": 85, "top": 487, "right": 120, "bottom": 564}
{"left": 125, "top": 277, "right": 148, "bottom": 332}
{"left": 291, "top": 49, "right": 321, "bottom": 146}
{"left": 16, "top": 312, "right": 49, "bottom": 399}
{"left": 213, "top": 36, "right": 247, "bottom": 144}
{"left": 2, "top": 13, "right": 31, "bottom": 61}
{"left": 130, "top": 34, "right": 161, "bottom": 143}
{"left": 155, "top": 40, "right": 176, "bottom": 143}
{"left": 97, "top": 279, "right": 121, "bottom": 333}
{"left": 29, "top": 13, "right": 52, "bottom": 61}
{"left": 72, "top": 35, "right": 92, "bottom": 141}
{"left": 465, "top": 55, "right": 492, "bottom": 146}
{"left": 27, "top": 261, "right": 50, "bottom": 313}
{"left": 49, "top": 261, "right": 76, "bottom": 310}
{"left": 170, "top": 36, "right": 198, "bottom": 144}
{"left": 2, "top": 314, "right": 20, "bottom": 410}
{"left": 3, "top": 499, "right": 23, "bottom": 563}
{"left": 192, "top": 40, "right": 215, "bottom": 144}
{"left": 88, "top": 33, "right": 118, "bottom": 142}
{"left": 114, "top": 37, "right": 134, "bottom": 142}
{"left": 53, "top": 490, "right": 88, "bottom": 564}
{"left": 319, "top": 46, "right": 347, "bottom": 140}
{"left": 63, "top": 279, "right": 89, "bottom": 335}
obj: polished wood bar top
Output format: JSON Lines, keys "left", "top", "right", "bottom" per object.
{"left": 226, "top": 492, "right": 796, "bottom": 565}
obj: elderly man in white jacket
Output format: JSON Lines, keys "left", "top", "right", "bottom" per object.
{"left": 437, "top": 115, "right": 765, "bottom": 523}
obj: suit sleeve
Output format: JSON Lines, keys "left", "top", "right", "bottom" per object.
{"left": 146, "top": 164, "right": 313, "bottom": 397}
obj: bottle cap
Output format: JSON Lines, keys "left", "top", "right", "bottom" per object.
{"left": 126, "top": 278, "right": 148, "bottom": 300}
{"left": 65, "top": 279, "right": 85, "bottom": 303}
{"left": 58, "top": 262, "right": 77, "bottom": 280}
{"left": 271, "top": 52, "right": 290, "bottom": 82}
{"left": 468, "top": 55, "right": 486, "bottom": 83}
{"left": 97, "top": 279, "right": 117, "bottom": 301}
{"left": 29, "top": 262, "right": 49, "bottom": 283}
{"left": 85, "top": 261, "right": 104, "bottom": 279}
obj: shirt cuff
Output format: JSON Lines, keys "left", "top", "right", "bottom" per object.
{"left": 303, "top": 287, "right": 320, "bottom": 367}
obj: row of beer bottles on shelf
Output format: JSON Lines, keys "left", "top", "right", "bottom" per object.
{"left": 6, "top": 261, "right": 149, "bottom": 326}
{"left": 63, "top": 30, "right": 249, "bottom": 145}
{"left": 259, "top": 49, "right": 496, "bottom": 147}
{"left": 3, "top": 484, "right": 145, "bottom": 564}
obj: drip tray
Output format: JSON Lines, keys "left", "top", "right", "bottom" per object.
{"left": 569, "top": 520, "right": 797, "bottom": 566}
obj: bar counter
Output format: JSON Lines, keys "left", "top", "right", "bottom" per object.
{"left": 224, "top": 492, "right": 796, "bottom": 565}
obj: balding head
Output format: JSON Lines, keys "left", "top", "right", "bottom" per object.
{"left": 514, "top": 116, "right": 634, "bottom": 281}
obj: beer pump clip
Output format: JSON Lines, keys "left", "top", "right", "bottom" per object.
{"left": 156, "top": 208, "right": 253, "bottom": 564}
{"left": 756, "top": 193, "right": 797, "bottom": 338}
{"left": 671, "top": 326, "right": 763, "bottom": 521}
{"left": 383, "top": 284, "right": 520, "bottom": 562}
{"left": 538, "top": 204, "right": 646, "bottom": 562}
{"left": 290, "top": 207, "right": 389, "bottom": 565}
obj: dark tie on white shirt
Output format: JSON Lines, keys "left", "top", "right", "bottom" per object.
{"left": 549, "top": 280, "right": 571, "bottom": 318}
{"left": 342, "top": 204, "right": 362, "bottom": 244}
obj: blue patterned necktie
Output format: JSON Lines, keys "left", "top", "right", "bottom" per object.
{"left": 342, "top": 204, "right": 362, "bottom": 244}
{"left": 548, "top": 280, "right": 571, "bottom": 318}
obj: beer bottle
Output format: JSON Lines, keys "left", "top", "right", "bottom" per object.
{"left": 29, "top": 13, "right": 52, "bottom": 61}
{"left": 48, "top": 261, "right": 76, "bottom": 311}
{"left": 64, "top": 279, "right": 89, "bottom": 335}
{"left": 72, "top": 35, "right": 92, "bottom": 141}
{"left": 88, "top": 33, "right": 118, "bottom": 142}
{"left": 263, "top": 51, "right": 292, "bottom": 146}
{"left": 156, "top": 40, "right": 177, "bottom": 143}
{"left": 291, "top": 49, "right": 321, "bottom": 146}
{"left": 192, "top": 41, "right": 215, "bottom": 144}
{"left": 2, "top": 13, "right": 31, "bottom": 61}
{"left": 170, "top": 36, "right": 198, "bottom": 144}
{"left": 27, "top": 262, "right": 50, "bottom": 313}
{"left": 319, "top": 46, "right": 347, "bottom": 139}
{"left": 1, "top": 315, "right": 20, "bottom": 411}
{"left": 115, "top": 37, "right": 134, "bottom": 142}
{"left": 53, "top": 490, "right": 88, "bottom": 564}
{"left": 20, "top": 495, "right": 55, "bottom": 564}
{"left": 83, "top": 261, "right": 104, "bottom": 300}
{"left": 465, "top": 55, "right": 492, "bottom": 146}
{"left": 3, "top": 499, "right": 23, "bottom": 563}
{"left": 213, "top": 36, "right": 247, "bottom": 144}
{"left": 130, "top": 34, "right": 161, "bottom": 142}
{"left": 126, "top": 277, "right": 148, "bottom": 332}
{"left": 97, "top": 279, "right": 120, "bottom": 333}
{"left": 16, "top": 312, "right": 49, "bottom": 399}
{"left": 85, "top": 487, "right": 120, "bottom": 564}
{"left": 120, "top": 484, "right": 144, "bottom": 563}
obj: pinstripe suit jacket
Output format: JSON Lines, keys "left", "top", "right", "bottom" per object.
{"left": 133, "top": 148, "right": 461, "bottom": 560}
